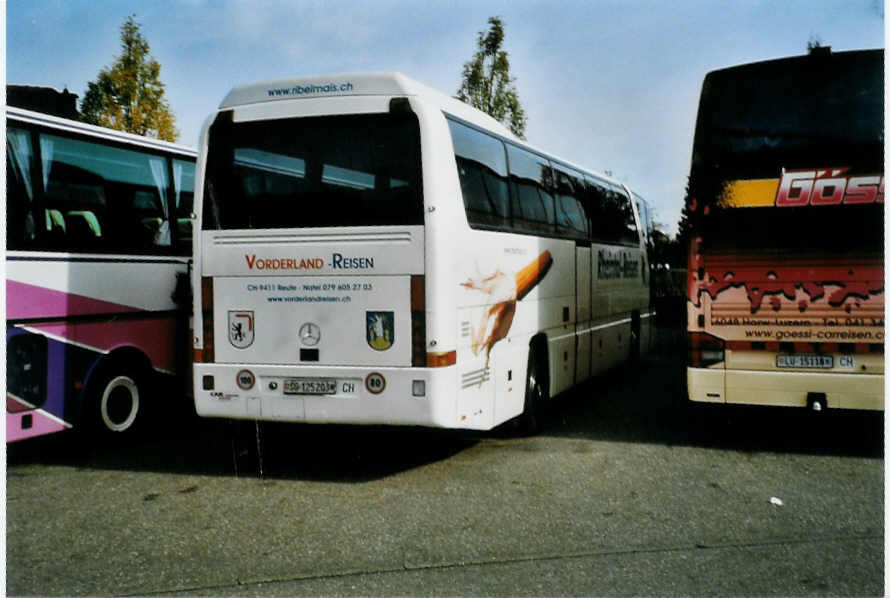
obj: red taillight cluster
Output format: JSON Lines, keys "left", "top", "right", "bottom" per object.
{"left": 194, "top": 277, "right": 215, "bottom": 364}
{"left": 411, "top": 275, "right": 426, "bottom": 366}
{"left": 411, "top": 274, "right": 456, "bottom": 368}
{"left": 688, "top": 331, "right": 725, "bottom": 368}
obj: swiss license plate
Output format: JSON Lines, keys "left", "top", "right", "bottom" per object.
{"left": 283, "top": 378, "right": 337, "bottom": 395}
{"left": 776, "top": 354, "right": 834, "bottom": 369}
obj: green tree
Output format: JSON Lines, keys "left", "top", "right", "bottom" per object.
{"left": 80, "top": 15, "right": 178, "bottom": 141}
{"left": 676, "top": 177, "right": 695, "bottom": 248}
{"left": 806, "top": 34, "right": 824, "bottom": 53}
{"left": 456, "top": 16, "right": 527, "bottom": 139}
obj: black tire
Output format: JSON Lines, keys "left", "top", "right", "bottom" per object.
{"left": 226, "top": 419, "right": 264, "bottom": 477}
{"left": 519, "top": 347, "right": 548, "bottom": 435}
{"left": 629, "top": 312, "right": 641, "bottom": 365}
{"left": 86, "top": 362, "right": 152, "bottom": 439}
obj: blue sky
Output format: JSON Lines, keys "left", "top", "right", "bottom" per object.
{"left": 5, "top": 0, "right": 885, "bottom": 234}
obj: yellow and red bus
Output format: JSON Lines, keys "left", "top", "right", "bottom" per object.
{"left": 685, "top": 48, "right": 883, "bottom": 411}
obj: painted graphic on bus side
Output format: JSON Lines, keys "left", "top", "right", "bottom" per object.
{"left": 460, "top": 250, "right": 553, "bottom": 365}
{"left": 690, "top": 167, "right": 884, "bottom": 344}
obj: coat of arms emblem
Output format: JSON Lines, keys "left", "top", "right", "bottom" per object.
{"left": 366, "top": 311, "right": 394, "bottom": 351}
{"left": 228, "top": 311, "right": 255, "bottom": 349}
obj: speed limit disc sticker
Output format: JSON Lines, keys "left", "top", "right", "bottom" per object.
{"left": 365, "top": 372, "right": 386, "bottom": 394}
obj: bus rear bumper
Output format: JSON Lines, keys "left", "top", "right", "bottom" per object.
{"left": 193, "top": 363, "right": 463, "bottom": 428}
{"left": 688, "top": 367, "right": 885, "bottom": 410}
{"left": 687, "top": 367, "right": 726, "bottom": 404}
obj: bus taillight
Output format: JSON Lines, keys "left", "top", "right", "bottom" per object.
{"left": 411, "top": 275, "right": 426, "bottom": 366}
{"left": 410, "top": 275, "right": 456, "bottom": 367}
{"left": 688, "top": 331, "right": 725, "bottom": 367}
{"left": 197, "top": 276, "right": 215, "bottom": 363}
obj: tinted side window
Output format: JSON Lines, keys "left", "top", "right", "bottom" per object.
{"left": 448, "top": 119, "right": 510, "bottom": 229}
{"left": 173, "top": 159, "right": 195, "bottom": 254}
{"left": 6, "top": 127, "right": 38, "bottom": 250}
{"left": 553, "top": 166, "right": 589, "bottom": 240}
{"left": 40, "top": 134, "right": 172, "bottom": 254}
{"left": 614, "top": 186, "right": 640, "bottom": 246}
{"left": 634, "top": 194, "right": 651, "bottom": 248}
{"left": 586, "top": 177, "right": 612, "bottom": 243}
{"left": 586, "top": 178, "right": 639, "bottom": 246}
{"left": 507, "top": 144, "right": 554, "bottom": 234}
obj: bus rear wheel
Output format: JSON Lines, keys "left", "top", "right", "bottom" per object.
{"left": 87, "top": 363, "right": 152, "bottom": 438}
{"left": 101, "top": 375, "right": 140, "bottom": 432}
{"left": 519, "top": 348, "right": 548, "bottom": 435}
{"left": 629, "top": 311, "right": 641, "bottom": 365}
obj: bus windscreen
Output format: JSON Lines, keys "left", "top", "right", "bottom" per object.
{"left": 202, "top": 111, "right": 423, "bottom": 229}
{"left": 688, "top": 49, "right": 884, "bottom": 252}
{"left": 692, "top": 50, "right": 883, "bottom": 180}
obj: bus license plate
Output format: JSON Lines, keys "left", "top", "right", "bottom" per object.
{"left": 776, "top": 354, "right": 833, "bottom": 369}
{"left": 283, "top": 378, "right": 338, "bottom": 395}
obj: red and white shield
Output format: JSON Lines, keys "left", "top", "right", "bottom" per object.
{"left": 228, "top": 311, "right": 255, "bottom": 349}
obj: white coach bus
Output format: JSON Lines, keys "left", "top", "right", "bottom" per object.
{"left": 192, "top": 73, "right": 652, "bottom": 431}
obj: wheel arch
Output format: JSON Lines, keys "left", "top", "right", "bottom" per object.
{"left": 79, "top": 346, "right": 155, "bottom": 425}
{"left": 630, "top": 309, "right": 642, "bottom": 362}
{"left": 529, "top": 332, "right": 550, "bottom": 398}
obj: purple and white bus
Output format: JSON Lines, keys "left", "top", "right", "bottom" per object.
{"left": 6, "top": 106, "right": 196, "bottom": 442}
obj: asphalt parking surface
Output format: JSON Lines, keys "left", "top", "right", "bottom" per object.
{"left": 7, "top": 341, "right": 884, "bottom": 596}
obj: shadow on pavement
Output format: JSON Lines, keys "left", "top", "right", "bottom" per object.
{"left": 7, "top": 413, "right": 478, "bottom": 482}
{"left": 8, "top": 328, "right": 882, "bottom": 479}
{"left": 524, "top": 334, "right": 883, "bottom": 460}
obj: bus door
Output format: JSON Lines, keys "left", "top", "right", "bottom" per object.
{"left": 554, "top": 166, "right": 592, "bottom": 383}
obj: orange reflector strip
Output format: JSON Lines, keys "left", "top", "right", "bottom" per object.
{"left": 427, "top": 351, "right": 456, "bottom": 368}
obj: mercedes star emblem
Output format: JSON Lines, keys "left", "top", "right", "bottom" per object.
{"left": 299, "top": 322, "right": 321, "bottom": 346}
